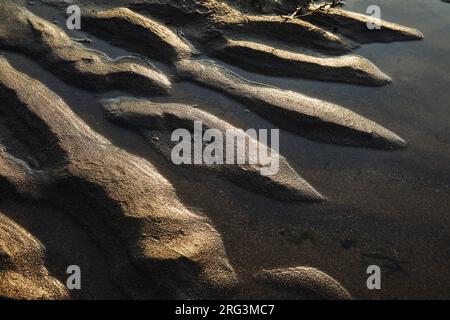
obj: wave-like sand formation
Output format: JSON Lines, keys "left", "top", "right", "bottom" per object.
{"left": 0, "top": 0, "right": 427, "bottom": 299}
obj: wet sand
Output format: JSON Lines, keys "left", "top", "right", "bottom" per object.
{"left": 0, "top": 0, "right": 449, "bottom": 299}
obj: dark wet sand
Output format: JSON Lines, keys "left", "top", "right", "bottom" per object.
{"left": 0, "top": 0, "right": 449, "bottom": 299}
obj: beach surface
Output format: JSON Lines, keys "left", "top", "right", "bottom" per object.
{"left": 0, "top": 0, "right": 449, "bottom": 299}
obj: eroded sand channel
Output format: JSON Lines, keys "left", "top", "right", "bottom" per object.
{"left": 0, "top": 0, "right": 449, "bottom": 299}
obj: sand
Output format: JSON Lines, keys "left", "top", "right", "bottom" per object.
{"left": 0, "top": 0, "right": 449, "bottom": 299}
